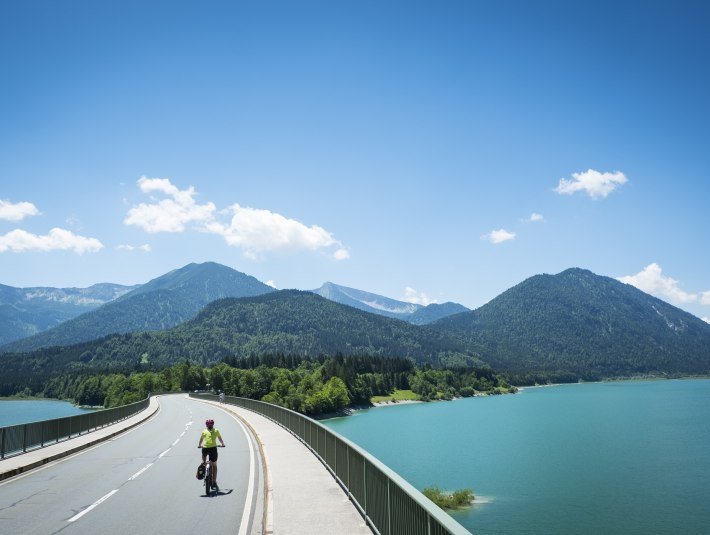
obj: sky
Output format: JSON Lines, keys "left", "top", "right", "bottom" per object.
{"left": 1, "top": 1, "right": 709, "bottom": 322}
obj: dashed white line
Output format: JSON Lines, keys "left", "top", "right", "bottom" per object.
{"left": 64, "top": 401, "right": 193, "bottom": 524}
{"left": 68, "top": 489, "right": 119, "bottom": 522}
{"left": 128, "top": 463, "right": 154, "bottom": 481}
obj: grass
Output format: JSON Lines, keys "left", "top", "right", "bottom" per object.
{"left": 370, "top": 389, "right": 420, "bottom": 403}
{"left": 423, "top": 486, "right": 475, "bottom": 510}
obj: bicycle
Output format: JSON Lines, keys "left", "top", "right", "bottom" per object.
{"left": 201, "top": 445, "right": 225, "bottom": 497}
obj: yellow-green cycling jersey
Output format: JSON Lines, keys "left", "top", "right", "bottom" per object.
{"left": 201, "top": 428, "right": 222, "bottom": 448}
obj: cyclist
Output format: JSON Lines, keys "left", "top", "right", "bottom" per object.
{"left": 197, "top": 418, "right": 225, "bottom": 491}
{"left": 219, "top": 391, "right": 225, "bottom": 404}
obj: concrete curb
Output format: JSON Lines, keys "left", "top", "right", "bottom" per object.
{"left": 0, "top": 397, "right": 160, "bottom": 482}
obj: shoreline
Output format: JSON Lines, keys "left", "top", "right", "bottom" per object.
{"left": 371, "top": 398, "right": 424, "bottom": 407}
{"left": 516, "top": 374, "right": 710, "bottom": 392}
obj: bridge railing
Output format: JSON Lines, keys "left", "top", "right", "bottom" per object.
{"left": 191, "top": 393, "right": 471, "bottom": 535}
{"left": 0, "top": 397, "right": 150, "bottom": 459}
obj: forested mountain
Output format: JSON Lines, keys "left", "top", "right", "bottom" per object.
{"left": 0, "top": 290, "right": 484, "bottom": 389}
{"left": 311, "top": 282, "right": 468, "bottom": 324}
{"left": 0, "top": 282, "right": 136, "bottom": 346}
{"left": 408, "top": 302, "right": 470, "bottom": 325}
{"left": 113, "top": 261, "right": 270, "bottom": 302}
{"left": 3, "top": 266, "right": 709, "bottom": 392}
{"left": 1, "top": 262, "right": 274, "bottom": 353}
{"left": 434, "top": 268, "right": 710, "bottom": 379}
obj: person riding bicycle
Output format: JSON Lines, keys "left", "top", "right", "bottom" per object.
{"left": 219, "top": 391, "right": 225, "bottom": 404}
{"left": 198, "top": 419, "right": 225, "bottom": 491}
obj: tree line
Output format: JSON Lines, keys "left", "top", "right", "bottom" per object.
{"left": 29, "top": 354, "right": 515, "bottom": 416}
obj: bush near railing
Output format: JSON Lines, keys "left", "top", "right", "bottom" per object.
{"left": 191, "top": 393, "right": 471, "bottom": 535}
{"left": 0, "top": 397, "right": 150, "bottom": 459}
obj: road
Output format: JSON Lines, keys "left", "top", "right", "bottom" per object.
{"left": 0, "top": 394, "right": 263, "bottom": 535}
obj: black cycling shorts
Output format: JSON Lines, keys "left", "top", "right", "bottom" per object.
{"left": 202, "top": 446, "right": 218, "bottom": 462}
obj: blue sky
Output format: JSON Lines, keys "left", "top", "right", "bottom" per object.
{"left": 1, "top": 1, "right": 709, "bottom": 321}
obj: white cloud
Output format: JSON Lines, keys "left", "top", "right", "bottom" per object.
{"left": 124, "top": 176, "right": 216, "bottom": 232}
{"left": 125, "top": 177, "right": 348, "bottom": 260}
{"left": 701, "top": 291, "right": 710, "bottom": 306}
{"left": 528, "top": 212, "right": 544, "bottom": 222}
{"left": 0, "top": 200, "right": 39, "bottom": 221}
{"left": 482, "top": 228, "right": 516, "bottom": 244}
{"left": 117, "top": 244, "right": 151, "bottom": 252}
{"left": 266, "top": 280, "right": 277, "bottom": 288}
{"left": 333, "top": 248, "right": 350, "bottom": 261}
{"left": 204, "top": 204, "right": 346, "bottom": 259}
{"left": 555, "top": 169, "right": 627, "bottom": 199}
{"left": 0, "top": 228, "right": 103, "bottom": 254}
{"left": 617, "top": 263, "right": 698, "bottom": 305}
{"left": 702, "top": 317, "right": 710, "bottom": 324}
{"left": 403, "top": 287, "right": 437, "bottom": 306}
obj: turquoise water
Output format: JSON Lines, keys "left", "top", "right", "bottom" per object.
{"left": 323, "top": 379, "right": 710, "bottom": 534}
{"left": 0, "top": 399, "right": 91, "bottom": 427}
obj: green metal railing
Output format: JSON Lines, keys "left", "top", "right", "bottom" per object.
{"left": 0, "top": 397, "right": 150, "bottom": 459}
{"left": 191, "top": 393, "right": 471, "bottom": 535}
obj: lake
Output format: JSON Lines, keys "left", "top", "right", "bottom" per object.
{"left": 0, "top": 399, "right": 92, "bottom": 427}
{"left": 323, "top": 379, "right": 710, "bottom": 534}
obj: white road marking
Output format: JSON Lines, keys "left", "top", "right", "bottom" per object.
{"left": 229, "top": 412, "right": 256, "bottom": 535}
{"left": 128, "top": 463, "right": 154, "bottom": 481}
{"left": 172, "top": 438, "right": 180, "bottom": 447}
{"left": 0, "top": 399, "right": 162, "bottom": 488}
{"left": 158, "top": 448, "right": 170, "bottom": 458}
{"left": 68, "top": 489, "right": 119, "bottom": 522}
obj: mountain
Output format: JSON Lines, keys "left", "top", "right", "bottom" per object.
{"left": 0, "top": 282, "right": 137, "bottom": 346}
{"left": 5, "top": 265, "right": 709, "bottom": 387}
{"left": 434, "top": 268, "right": 710, "bottom": 378}
{"left": 0, "top": 290, "right": 485, "bottom": 388}
{"left": 312, "top": 282, "right": 421, "bottom": 320}
{"left": 0, "top": 262, "right": 275, "bottom": 353}
{"left": 311, "top": 282, "right": 469, "bottom": 324}
{"left": 408, "top": 302, "right": 470, "bottom": 325}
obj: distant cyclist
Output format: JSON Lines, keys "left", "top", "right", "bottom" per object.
{"left": 198, "top": 419, "right": 226, "bottom": 491}
{"left": 219, "top": 391, "right": 225, "bottom": 404}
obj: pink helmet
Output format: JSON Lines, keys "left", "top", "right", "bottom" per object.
{"left": 206, "top": 419, "right": 214, "bottom": 427}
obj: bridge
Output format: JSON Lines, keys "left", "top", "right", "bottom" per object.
{"left": 0, "top": 394, "right": 470, "bottom": 534}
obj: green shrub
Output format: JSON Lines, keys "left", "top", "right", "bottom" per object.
{"left": 423, "top": 486, "right": 475, "bottom": 509}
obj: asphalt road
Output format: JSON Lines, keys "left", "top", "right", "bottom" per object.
{"left": 0, "top": 394, "right": 262, "bottom": 535}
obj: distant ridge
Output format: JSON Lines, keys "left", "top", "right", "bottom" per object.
{"left": 1, "top": 262, "right": 274, "bottom": 353}
{"left": 0, "top": 282, "right": 137, "bottom": 346}
{"left": 311, "top": 281, "right": 469, "bottom": 324}
{"left": 408, "top": 302, "right": 470, "bottom": 325}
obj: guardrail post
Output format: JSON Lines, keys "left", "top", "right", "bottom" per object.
{"left": 1, "top": 428, "right": 5, "bottom": 459}
{"left": 23, "top": 424, "right": 27, "bottom": 453}
{"left": 363, "top": 459, "right": 367, "bottom": 519}
{"left": 387, "top": 478, "right": 392, "bottom": 535}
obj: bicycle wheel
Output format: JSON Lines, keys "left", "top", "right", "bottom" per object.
{"left": 205, "top": 469, "right": 212, "bottom": 496}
